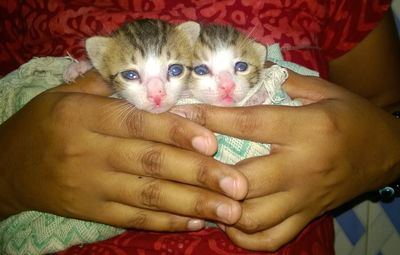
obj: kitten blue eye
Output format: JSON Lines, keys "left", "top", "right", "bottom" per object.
{"left": 235, "top": 62, "right": 248, "bottom": 72}
{"left": 193, "top": 65, "right": 210, "bottom": 75}
{"left": 168, "top": 64, "right": 184, "bottom": 77}
{"left": 121, "top": 70, "right": 140, "bottom": 80}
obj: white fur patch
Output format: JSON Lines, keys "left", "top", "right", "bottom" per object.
{"left": 144, "top": 56, "right": 162, "bottom": 77}
{"left": 210, "top": 48, "right": 235, "bottom": 73}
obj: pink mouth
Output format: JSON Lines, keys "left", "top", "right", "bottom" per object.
{"left": 218, "top": 95, "right": 235, "bottom": 106}
{"left": 150, "top": 104, "right": 170, "bottom": 114}
{"left": 222, "top": 95, "right": 233, "bottom": 102}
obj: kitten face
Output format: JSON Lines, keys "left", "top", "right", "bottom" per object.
{"left": 190, "top": 24, "right": 267, "bottom": 106}
{"left": 86, "top": 19, "right": 200, "bottom": 113}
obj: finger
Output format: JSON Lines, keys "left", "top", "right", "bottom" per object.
{"left": 94, "top": 102, "right": 217, "bottom": 155}
{"left": 102, "top": 174, "right": 242, "bottom": 225}
{"left": 233, "top": 192, "right": 300, "bottom": 233}
{"left": 235, "top": 154, "right": 294, "bottom": 198}
{"left": 53, "top": 93, "right": 217, "bottom": 155}
{"left": 49, "top": 69, "right": 114, "bottom": 96}
{"left": 96, "top": 201, "right": 205, "bottom": 231}
{"left": 283, "top": 70, "right": 343, "bottom": 104}
{"left": 225, "top": 214, "right": 310, "bottom": 252}
{"left": 171, "top": 104, "right": 303, "bottom": 144}
{"left": 104, "top": 137, "right": 248, "bottom": 200}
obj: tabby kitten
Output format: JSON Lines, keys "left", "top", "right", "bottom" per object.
{"left": 86, "top": 19, "right": 200, "bottom": 113}
{"left": 189, "top": 23, "right": 267, "bottom": 106}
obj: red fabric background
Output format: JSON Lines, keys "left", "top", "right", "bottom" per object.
{"left": 0, "top": 0, "right": 391, "bottom": 78}
{"left": 0, "top": 0, "right": 391, "bottom": 254}
{"left": 57, "top": 216, "right": 332, "bottom": 255}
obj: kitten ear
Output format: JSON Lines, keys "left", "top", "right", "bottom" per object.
{"left": 176, "top": 21, "right": 201, "bottom": 46}
{"left": 85, "top": 36, "right": 112, "bottom": 70}
{"left": 252, "top": 41, "right": 268, "bottom": 64}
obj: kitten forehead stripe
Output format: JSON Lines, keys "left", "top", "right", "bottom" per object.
{"left": 200, "top": 24, "right": 239, "bottom": 50}
{"left": 118, "top": 19, "right": 171, "bottom": 57}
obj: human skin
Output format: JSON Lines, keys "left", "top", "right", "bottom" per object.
{"left": 171, "top": 11, "right": 400, "bottom": 251}
{"left": 172, "top": 71, "right": 400, "bottom": 250}
{"left": 0, "top": 70, "right": 249, "bottom": 230}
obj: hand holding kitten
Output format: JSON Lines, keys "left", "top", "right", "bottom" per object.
{"left": 0, "top": 70, "right": 249, "bottom": 230}
{"left": 172, "top": 70, "right": 400, "bottom": 251}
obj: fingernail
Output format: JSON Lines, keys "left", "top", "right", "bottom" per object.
{"left": 216, "top": 203, "right": 240, "bottom": 224}
{"left": 219, "top": 177, "right": 236, "bottom": 198}
{"left": 187, "top": 219, "right": 205, "bottom": 231}
{"left": 217, "top": 223, "right": 226, "bottom": 231}
{"left": 192, "top": 136, "right": 209, "bottom": 154}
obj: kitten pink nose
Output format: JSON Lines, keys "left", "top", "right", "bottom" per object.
{"left": 146, "top": 77, "right": 166, "bottom": 106}
{"left": 218, "top": 71, "right": 235, "bottom": 93}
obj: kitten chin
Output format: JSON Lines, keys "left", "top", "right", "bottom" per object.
{"left": 189, "top": 23, "right": 267, "bottom": 106}
{"left": 85, "top": 19, "right": 200, "bottom": 113}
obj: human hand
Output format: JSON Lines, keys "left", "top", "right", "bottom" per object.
{"left": 171, "top": 70, "right": 400, "bottom": 250}
{"left": 0, "top": 70, "right": 248, "bottom": 231}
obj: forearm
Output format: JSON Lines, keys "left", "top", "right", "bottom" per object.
{"left": 328, "top": 9, "right": 400, "bottom": 189}
{"left": 329, "top": 11, "right": 400, "bottom": 108}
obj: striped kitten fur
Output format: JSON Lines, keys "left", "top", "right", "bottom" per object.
{"left": 190, "top": 23, "right": 267, "bottom": 106}
{"left": 86, "top": 19, "right": 200, "bottom": 113}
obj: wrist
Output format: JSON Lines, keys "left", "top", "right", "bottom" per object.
{"left": 377, "top": 111, "right": 400, "bottom": 201}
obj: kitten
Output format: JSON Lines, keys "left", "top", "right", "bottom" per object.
{"left": 189, "top": 23, "right": 267, "bottom": 106}
{"left": 66, "top": 19, "right": 200, "bottom": 113}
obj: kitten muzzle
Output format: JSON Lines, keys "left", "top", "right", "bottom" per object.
{"left": 146, "top": 77, "right": 166, "bottom": 106}
{"left": 217, "top": 71, "right": 235, "bottom": 101}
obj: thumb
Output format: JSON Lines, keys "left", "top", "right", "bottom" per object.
{"left": 49, "top": 69, "right": 113, "bottom": 96}
{"left": 283, "top": 70, "right": 342, "bottom": 105}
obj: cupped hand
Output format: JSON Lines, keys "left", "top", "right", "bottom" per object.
{"left": 0, "top": 70, "right": 248, "bottom": 231}
{"left": 172, "top": 70, "right": 400, "bottom": 250}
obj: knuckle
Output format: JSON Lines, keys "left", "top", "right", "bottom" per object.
{"left": 140, "top": 180, "right": 162, "bottom": 208}
{"left": 307, "top": 155, "right": 336, "bottom": 176}
{"left": 167, "top": 216, "right": 187, "bottom": 231}
{"left": 126, "top": 211, "right": 148, "bottom": 229}
{"left": 233, "top": 109, "right": 259, "bottom": 137}
{"left": 48, "top": 136, "right": 85, "bottom": 163}
{"left": 313, "top": 107, "right": 339, "bottom": 136}
{"left": 125, "top": 109, "right": 145, "bottom": 137}
{"left": 193, "top": 195, "right": 208, "bottom": 216}
{"left": 47, "top": 94, "right": 88, "bottom": 159}
{"left": 51, "top": 134, "right": 86, "bottom": 161}
{"left": 196, "top": 160, "right": 212, "bottom": 186}
{"left": 238, "top": 211, "right": 261, "bottom": 233}
{"left": 186, "top": 105, "right": 207, "bottom": 126}
{"left": 141, "top": 145, "right": 163, "bottom": 177}
{"left": 56, "top": 141, "right": 86, "bottom": 160}
{"left": 194, "top": 159, "right": 241, "bottom": 194}
{"left": 56, "top": 172, "right": 80, "bottom": 193}
{"left": 50, "top": 94, "right": 82, "bottom": 125}
{"left": 168, "top": 119, "right": 191, "bottom": 147}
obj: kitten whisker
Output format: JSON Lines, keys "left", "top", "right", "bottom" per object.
{"left": 244, "top": 25, "right": 257, "bottom": 42}
{"left": 97, "top": 100, "right": 135, "bottom": 129}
